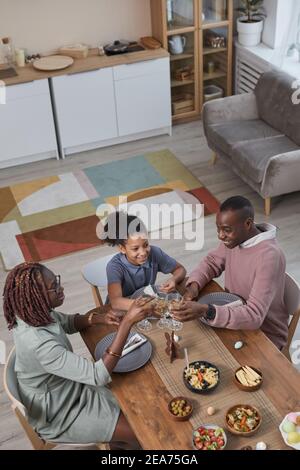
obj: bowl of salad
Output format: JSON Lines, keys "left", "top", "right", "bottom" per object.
{"left": 225, "top": 404, "right": 262, "bottom": 436}
{"left": 183, "top": 361, "right": 220, "bottom": 394}
{"left": 192, "top": 425, "right": 227, "bottom": 450}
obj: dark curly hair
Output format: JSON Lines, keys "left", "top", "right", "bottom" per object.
{"left": 3, "top": 262, "right": 54, "bottom": 330}
{"left": 101, "top": 211, "right": 148, "bottom": 247}
{"left": 220, "top": 196, "right": 254, "bottom": 221}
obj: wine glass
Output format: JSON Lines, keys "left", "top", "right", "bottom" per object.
{"left": 166, "top": 292, "right": 183, "bottom": 332}
{"left": 135, "top": 296, "right": 153, "bottom": 332}
{"left": 136, "top": 318, "right": 152, "bottom": 332}
{"left": 156, "top": 293, "right": 170, "bottom": 330}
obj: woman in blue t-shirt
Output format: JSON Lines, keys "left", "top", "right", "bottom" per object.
{"left": 102, "top": 211, "right": 186, "bottom": 311}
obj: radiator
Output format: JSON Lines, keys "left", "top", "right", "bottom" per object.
{"left": 235, "top": 44, "right": 273, "bottom": 94}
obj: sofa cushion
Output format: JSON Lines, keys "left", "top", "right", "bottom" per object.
{"left": 231, "top": 135, "right": 299, "bottom": 183}
{"left": 255, "top": 70, "right": 300, "bottom": 146}
{"left": 206, "top": 119, "right": 283, "bottom": 155}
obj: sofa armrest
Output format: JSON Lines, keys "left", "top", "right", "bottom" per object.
{"left": 262, "top": 149, "right": 300, "bottom": 197}
{"left": 202, "top": 92, "right": 259, "bottom": 126}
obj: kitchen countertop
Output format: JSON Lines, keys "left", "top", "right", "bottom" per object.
{"left": 1, "top": 47, "right": 169, "bottom": 86}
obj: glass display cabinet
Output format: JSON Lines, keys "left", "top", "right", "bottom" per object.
{"left": 150, "top": 0, "right": 233, "bottom": 122}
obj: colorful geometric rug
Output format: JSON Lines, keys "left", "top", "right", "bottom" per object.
{"left": 0, "top": 149, "right": 219, "bottom": 270}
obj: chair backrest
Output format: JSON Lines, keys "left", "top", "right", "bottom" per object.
{"left": 82, "top": 254, "right": 115, "bottom": 307}
{"left": 3, "top": 347, "right": 26, "bottom": 416}
{"left": 3, "top": 348, "right": 106, "bottom": 449}
{"left": 255, "top": 70, "right": 300, "bottom": 147}
{"left": 3, "top": 347, "right": 50, "bottom": 449}
{"left": 284, "top": 272, "right": 300, "bottom": 317}
{"left": 282, "top": 273, "right": 300, "bottom": 361}
{"left": 82, "top": 254, "right": 115, "bottom": 287}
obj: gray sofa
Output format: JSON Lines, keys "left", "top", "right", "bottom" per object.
{"left": 202, "top": 70, "right": 300, "bottom": 214}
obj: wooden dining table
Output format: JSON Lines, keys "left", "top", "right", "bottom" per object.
{"left": 80, "top": 281, "right": 300, "bottom": 450}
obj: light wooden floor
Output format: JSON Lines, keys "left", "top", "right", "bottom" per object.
{"left": 0, "top": 121, "right": 299, "bottom": 449}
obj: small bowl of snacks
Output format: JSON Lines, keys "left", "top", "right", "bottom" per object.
{"left": 183, "top": 361, "right": 220, "bottom": 394}
{"left": 234, "top": 365, "right": 263, "bottom": 392}
{"left": 192, "top": 425, "right": 227, "bottom": 450}
{"left": 279, "top": 412, "right": 300, "bottom": 450}
{"left": 168, "top": 396, "right": 193, "bottom": 421}
{"left": 225, "top": 404, "right": 262, "bottom": 436}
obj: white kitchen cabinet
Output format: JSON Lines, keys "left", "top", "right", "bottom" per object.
{"left": 0, "top": 79, "right": 58, "bottom": 168}
{"left": 51, "top": 67, "right": 118, "bottom": 155}
{"left": 113, "top": 58, "right": 171, "bottom": 136}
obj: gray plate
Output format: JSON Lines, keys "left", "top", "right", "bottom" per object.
{"left": 197, "top": 292, "right": 243, "bottom": 306}
{"left": 130, "top": 285, "right": 166, "bottom": 299}
{"left": 94, "top": 332, "right": 152, "bottom": 373}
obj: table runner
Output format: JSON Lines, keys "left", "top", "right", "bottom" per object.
{"left": 146, "top": 320, "right": 286, "bottom": 450}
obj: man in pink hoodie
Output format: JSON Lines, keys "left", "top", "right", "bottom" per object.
{"left": 172, "top": 196, "right": 289, "bottom": 350}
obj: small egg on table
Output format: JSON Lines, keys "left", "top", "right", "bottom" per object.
{"left": 287, "top": 412, "right": 298, "bottom": 424}
{"left": 287, "top": 431, "right": 300, "bottom": 444}
{"left": 234, "top": 341, "right": 243, "bottom": 350}
{"left": 207, "top": 406, "right": 215, "bottom": 416}
{"left": 282, "top": 420, "right": 296, "bottom": 433}
{"left": 256, "top": 441, "right": 267, "bottom": 450}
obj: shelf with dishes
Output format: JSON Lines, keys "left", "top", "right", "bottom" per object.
{"left": 202, "top": 20, "right": 229, "bottom": 29}
{"left": 203, "top": 46, "right": 227, "bottom": 55}
{"left": 172, "top": 87, "right": 196, "bottom": 117}
{"left": 171, "top": 78, "right": 195, "bottom": 87}
{"left": 167, "top": 26, "right": 196, "bottom": 36}
{"left": 203, "top": 70, "right": 226, "bottom": 81}
{"left": 170, "top": 52, "right": 194, "bottom": 62}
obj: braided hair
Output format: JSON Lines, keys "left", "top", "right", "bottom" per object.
{"left": 3, "top": 262, "right": 54, "bottom": 330}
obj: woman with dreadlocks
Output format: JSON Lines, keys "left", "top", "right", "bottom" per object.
{"left": 3, "top": 262, "right": 153, "bottom": 449}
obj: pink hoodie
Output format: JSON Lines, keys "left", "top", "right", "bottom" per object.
{"left": 187, "top": 224, "right": 289, "bottom": 349}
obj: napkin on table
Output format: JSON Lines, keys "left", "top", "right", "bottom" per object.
{"left": 121, "top": 333, "right": 147, "bottom": 357}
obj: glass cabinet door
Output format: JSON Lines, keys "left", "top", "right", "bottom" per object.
{"left": 201, "top": 0, "right": 228, "bottom": 25}
{"left": 166, "top": 0, "right": 195, "bottom": 31}
{"left": 169, "top": 31, "right": 197, "bottom": 117}
{"left": 202, "top": 26, "right": 228, "bottom": 104}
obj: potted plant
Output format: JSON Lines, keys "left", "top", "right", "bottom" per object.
{"left": 237, "top": 0, "right": 266, "bottom": 47}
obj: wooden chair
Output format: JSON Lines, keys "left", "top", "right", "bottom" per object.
{"left": 3, "top": 347, "right": 109, "bottom": 450}
{"left": 82, "top": 254, "right": 114, "bottom": 307}
{"left": 282, "top": 273, "right": 300, "bottom": 362}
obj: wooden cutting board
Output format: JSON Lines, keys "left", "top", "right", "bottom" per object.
{"left": 33, "top": 55, "right": 74, "bottom": 71}
{"left": 140, "top": 37, "right": 161, "bottom": 49}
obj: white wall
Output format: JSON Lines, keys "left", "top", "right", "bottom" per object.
{"left": 0, "top": 0, "right": 151, "bottom": 54}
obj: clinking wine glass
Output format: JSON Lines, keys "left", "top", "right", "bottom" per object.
{"left": 136, "top": 296, "right": 153, "bottom": 332}
{"left": 166, "top": 292, "right": 183, "bottom": 332}
{"left": 136, "top": 317, "right": 152, "bottom": 332}
{"left": 157, "top": 292, "right": 183, "bottom": 331}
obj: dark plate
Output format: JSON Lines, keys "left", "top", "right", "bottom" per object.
{"left": 94, "top": 331, "right": 152, "bottom": 373}
{"left": 183, "top": 360, "right": 220, "bottom": 394}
